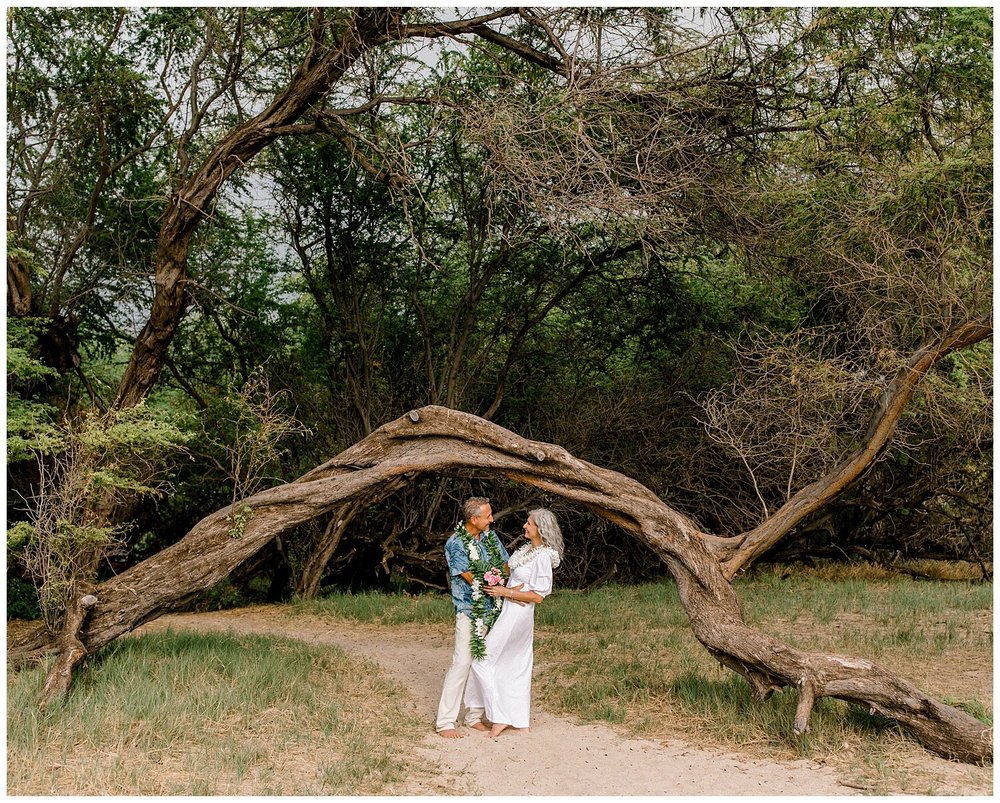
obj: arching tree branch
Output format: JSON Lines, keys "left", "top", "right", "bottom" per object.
{"left": 114, "top": 7, "right": 546, "bottom": 411}
{"left": 721, "top": 313, "right": 993, "bottom": 579}
{"left": 9, "top": 403, "right": 991, "bottom": 763}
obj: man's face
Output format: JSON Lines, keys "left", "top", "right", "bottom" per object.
{"left": 469, "top": 504, "right": 494, "bottom": 536}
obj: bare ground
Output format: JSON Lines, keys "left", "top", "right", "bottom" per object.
{"left": 131, "top": 605, "right": 988, "bottom": 796}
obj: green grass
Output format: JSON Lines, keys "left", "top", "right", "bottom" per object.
{"left": 8, "top": 571, "right": 990, "bottom": 795}
{"left": 293, "top": 572, "right": 991, "bottom": 792}
{"left": 292, "top": 589, "right": 453, "bottom": 625}
{"left": 734, "top": 569, "right": 992, "bottom": 658}
{"left": 7, "top": 629, "right": 425, "bottom": 795}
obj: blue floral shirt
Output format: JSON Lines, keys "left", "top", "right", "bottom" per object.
{"left": 444, "top": 528, "right": 510, "bottom": 618}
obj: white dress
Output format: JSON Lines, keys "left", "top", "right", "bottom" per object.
{"left": 467, "top": 549, "right": 554, "bottom": 728}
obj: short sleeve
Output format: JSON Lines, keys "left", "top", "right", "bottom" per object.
{"left": 444, "top": 536, "right": 470, "bottom": 576}
{"left": 527, "top": 551, "right": 554, "bottom": 598}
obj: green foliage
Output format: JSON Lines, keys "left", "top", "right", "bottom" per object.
{"left": 7, "top": 577, "right": 41, "bottom": 620}
{"left": 7, "top": 399, "right": 64, "bottom": 464}
{"left": 192, "top": 578, "right": 246, "bottom": 611}
{"left": 6, "top": 317, "right": 63, "bottom": 462}
{"left": 9, "top": 9, "right": 170, "bottom": 354}
{"left": 192, "top": 367, "right": 310, "bottom": 540}
{"left": 5, "top": 7, "right": 991, "bottom": 596}
{"left": 225, "top": 506, "right": 254, "bottom": 540}
{"left": 7, "top": 316, "right": 57, "bottom": 384}
{"left": 20, "top": 402, "right": 193, "bottom": 631}
{"left": 7, "top": 522, "right": 35, "bottom": 553}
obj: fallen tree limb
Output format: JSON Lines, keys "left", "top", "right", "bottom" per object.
{"left": 8, "top": 405, "right": 992, "bottom": 762}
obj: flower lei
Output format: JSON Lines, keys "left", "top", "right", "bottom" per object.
{"left": 507, "top": 543, "right": 561, "bottom": 571}
{"left": 456, "top": 522, "right": 506, "bottom": 660}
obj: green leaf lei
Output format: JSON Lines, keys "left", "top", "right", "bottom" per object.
{"left": 456, "top": 522, "right": 506, "bottom": 660}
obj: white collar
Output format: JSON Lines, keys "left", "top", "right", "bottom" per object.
{"left": 508, "top": 543, "right": 560, "bottom": 570}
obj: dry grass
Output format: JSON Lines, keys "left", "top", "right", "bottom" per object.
{"left": 530, "top": 573, "right": 992, "bottom": 794}
{"left": 770, "top": 558, "right": 991, "bottom": 583}
{"left": 298, "top": 568, "right": 991, "bottom": 792}
{"left": 8, "top": 567, "right": 990, "bottom": 796}
{"left": 7, "top": 628, "right": 428, "bottom": 795}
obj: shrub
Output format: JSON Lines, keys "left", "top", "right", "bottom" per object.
{"left": 7, "top": 577, "right": 41, "bottom": 620}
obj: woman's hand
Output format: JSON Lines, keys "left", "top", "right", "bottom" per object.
{"left": 486, "top": 582, "right": 527, "bottom": 605}
{"left": 486, "top": 582, "right": 545, "bottom": 606}
{"left": 485, "top": 582, "right": 524, "bottom": 598}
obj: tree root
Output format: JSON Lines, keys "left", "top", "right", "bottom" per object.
{"left": 793, "top": 678, "right": 816, "bottom": 735}
{"left": 37, "top": 594, "right": 98, "bottom": 710}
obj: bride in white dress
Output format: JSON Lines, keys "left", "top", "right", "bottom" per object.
{"left": 466, "top": 508, "right": 562, "bottom": 738}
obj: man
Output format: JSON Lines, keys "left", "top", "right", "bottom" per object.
{"left": 435, "top": 496, "right": 512, "bottom": 738}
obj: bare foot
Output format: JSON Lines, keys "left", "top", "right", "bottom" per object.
{"left": 488, "top": 723, "right": 511, "bottom": 738}
{"left": 469, "top": 722, "right": 489, "bottom": 732}
{"left": 437, "top": 728, "right": 464, "bottom": 739}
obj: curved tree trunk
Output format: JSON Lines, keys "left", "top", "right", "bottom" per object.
{"left": 112, "top": 8, "right": 411, "bottom": 410}
{"left": 36, "top": 592, "right": 99, "bottom": 710}
{"left": 721, "top": 313, "right": 993, "bottom": 578}
{"left": 111, "top": 7, "right": 539, "bottom": 411}
{"left": 9, "top": 399, "right": 992, "bottom": 762}
{"left": 8, "top": 300, "right": 992, "bottom": 762}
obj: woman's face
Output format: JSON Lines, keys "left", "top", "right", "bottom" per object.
{"left": 523, "top": 515, "right": 542, "bottom": 546}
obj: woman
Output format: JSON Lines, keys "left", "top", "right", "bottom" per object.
{"left": 466, "top": 508, "right": 562, "bottom": 737}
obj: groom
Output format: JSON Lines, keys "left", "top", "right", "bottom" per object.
{"left": 435, "top": 496, "right": 511, "bottom": 738}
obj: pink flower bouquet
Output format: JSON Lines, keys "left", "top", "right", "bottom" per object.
{"left": 483, "top": 568, "right": 504, "bottom": 586}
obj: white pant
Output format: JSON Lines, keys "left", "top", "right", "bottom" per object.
{"left": 435, "top": 614, "right": 485, "bottom": 731}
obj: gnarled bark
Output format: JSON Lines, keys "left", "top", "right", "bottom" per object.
{"left": 7, "top": 246, "right": 33, "bottom": 317}
{"left": 8, "top": 400, "right": 992, "bottom": 762}
{"left": 37, "top": 593, "right": 98, "bottom": 710}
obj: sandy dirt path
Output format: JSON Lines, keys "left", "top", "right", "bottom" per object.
{"left": 139, "top": 605, "right": 858, "bottom": 796}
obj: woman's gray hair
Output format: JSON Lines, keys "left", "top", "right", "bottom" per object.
{"left": 463, "top": 496, "right": 490, "bottom": 523}
{"left": 529, "top": 508, "right": 563, "bottom": 560}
